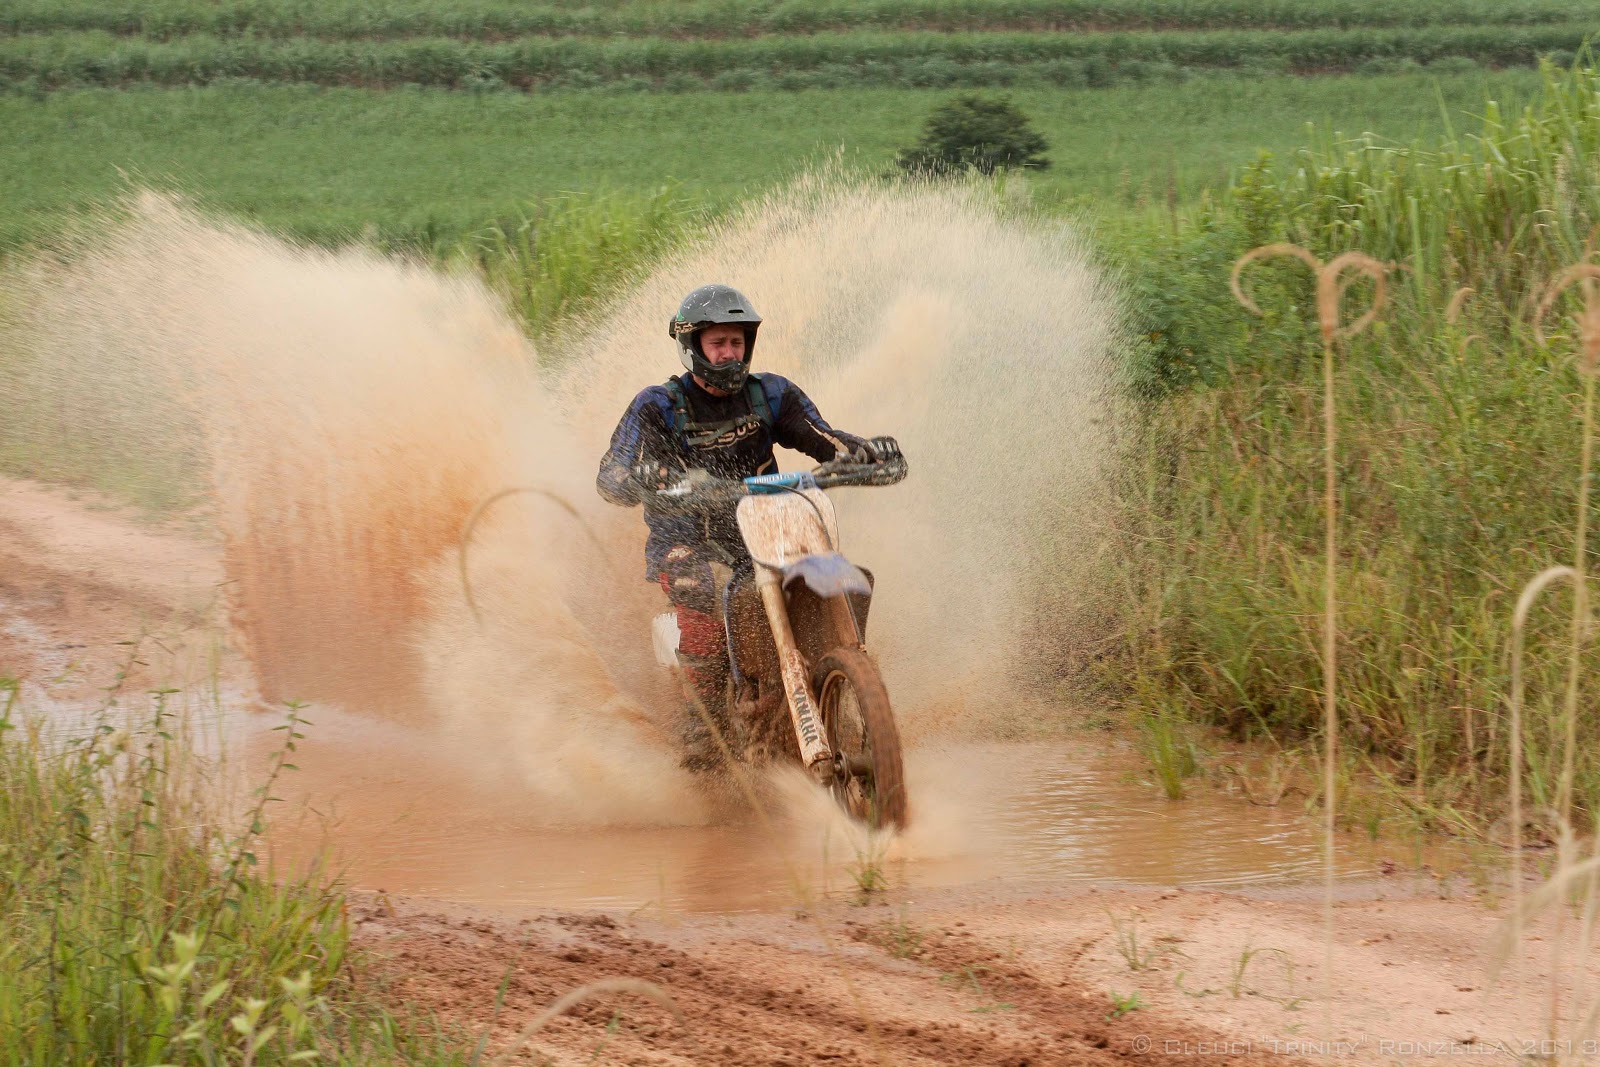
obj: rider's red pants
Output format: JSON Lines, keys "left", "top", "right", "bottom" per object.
{"left": 658, "top": 544, "right": 728, "bottom": 715}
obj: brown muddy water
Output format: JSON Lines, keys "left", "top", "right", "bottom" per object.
{"left": 254, "top": 704, "right": 1402, "bottom": 915}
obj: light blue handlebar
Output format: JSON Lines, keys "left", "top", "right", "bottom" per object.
{"left": 743, "top": 471, "right": 818, "bottom": 494}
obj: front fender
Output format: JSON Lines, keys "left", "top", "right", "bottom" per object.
{"left": 780, "top": 553, "right": 872, "bottom": 598}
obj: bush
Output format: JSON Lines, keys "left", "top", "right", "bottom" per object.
{"left": 894, "top": 93, "right": 1049, "bottom": 176}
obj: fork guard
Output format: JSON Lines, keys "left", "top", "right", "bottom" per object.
{"left": 780, "top": 553, "right": 872, "bottom": 598}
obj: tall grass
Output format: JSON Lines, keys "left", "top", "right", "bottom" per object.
{"left": 1112, "top": 58, "right": 1600, "bottom": 830}
{"left": 0, "top": 682, "right": 472, "bottom": 1064}
{"left": 2, "top": 0, "right": 1595, "bottom": 40}
{"left": 0, "top": 24, "right": 1588, "bottom": 93}
{"left": 451, "top": 188, "right": 709, "bottom": 340}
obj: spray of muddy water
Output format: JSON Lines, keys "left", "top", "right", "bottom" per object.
{"left": 2, "top": 180, "right": 1122, "bottom": 830}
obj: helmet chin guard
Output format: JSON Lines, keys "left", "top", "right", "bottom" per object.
{"left": 669, "top": 284, "right": 761, "bottom": 391}
{"left": 678, "top": 342, "right": 751, "bottom": 391}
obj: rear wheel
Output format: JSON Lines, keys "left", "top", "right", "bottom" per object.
{"left": 812, "top": 648, "right": 908, "bottom": 831}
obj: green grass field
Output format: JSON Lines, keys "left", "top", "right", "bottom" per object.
{"left": 0, "top": 69, "right": 1544, "bottom": 250}
{"left": 0, "top": 25, "right": 1589, "bottom": 92}
{"left": 5, "top": 0, "right": 1595, "bottom": 38}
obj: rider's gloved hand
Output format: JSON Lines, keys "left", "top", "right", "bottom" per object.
{"left": 694, "top": 477, "right": 749, "bottom": 511}
{"left": 853, "top": 436, "right": 903, "bottom": 464}
{"left": 631, "top": 461, "right": 673, "bottom": 493}
{"left": 658, "top": 468, "right": 746, "bottom": 512}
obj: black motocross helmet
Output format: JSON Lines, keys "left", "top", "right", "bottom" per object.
{"left": 668, "top": 284, "right": 762, "bottom": 393}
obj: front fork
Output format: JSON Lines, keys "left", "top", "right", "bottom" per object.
{"left": 754, "top": 566, "right": 834, "bottom": 783}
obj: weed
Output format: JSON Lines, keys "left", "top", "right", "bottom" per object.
{"left": 1112, "top": 60, "right": 1600, "bottom": 834}
{"left": 1233, "top": 238, "right": 1387, "bottom": 1038}
{"left": 1137, "top": 706, "right": 1202, "bottom": 799}
{"left": 489, "top": 979, "right": 680, "bottom": 1067}
{"left": 878, "top": 911, "right": 926, "bottom": 959}
{"left": 1175, "top": 971, "right": 1219, "bottom": 998}
{"left": 1108, "top": 909, "right": 1184, "bottom": 972}
{"left": 847, "top": 838, "right": 891, "bottom": 895}
{"left": 940, "top": 965, "right": 1016, "bottom": 1014}
{"left": 1108, "top": 992, "right": 1148, "bottom": 1018}
{"left": 1227, "top": 942, "right": 1295, "bottom": 1000}
{"left": 586, "top": 1011, "right": 625, "bottom": 1064}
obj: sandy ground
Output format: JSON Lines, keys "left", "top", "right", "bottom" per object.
{"left": 2, "top": 476, "right": 1594, "bottom": 1066}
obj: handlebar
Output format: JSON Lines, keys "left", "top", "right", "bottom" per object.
{"left": 646, "top": 457, "right": 906, "bottom": 515}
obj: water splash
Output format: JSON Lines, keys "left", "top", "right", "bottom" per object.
{"left": 2, "top": 176, "right": 1123, "bottom": 825}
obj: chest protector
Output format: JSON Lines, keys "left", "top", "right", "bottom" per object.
{"left": 663, "top": 374, "right": 775, "bottom": 456}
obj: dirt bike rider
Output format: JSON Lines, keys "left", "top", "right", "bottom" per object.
{"left": 596, "top": 284, "right": 904, "bottom": 770}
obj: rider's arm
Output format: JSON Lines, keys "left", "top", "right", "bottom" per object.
{"left": 764, "top": 376, "right": 868, "bottom": 463}
{"left": 596, "top": 389, "right": 676, "bottom": 506}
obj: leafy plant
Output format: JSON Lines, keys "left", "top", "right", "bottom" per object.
{"left": 0, "top": 693, "right": 471, "bottom": 1065}
{"left": 1108, "top": 992, "right": 1148, "bottom": 1017}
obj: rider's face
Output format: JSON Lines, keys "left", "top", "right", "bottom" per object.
{"left": 698, "top": 324, "right": 746, "bottom": 366}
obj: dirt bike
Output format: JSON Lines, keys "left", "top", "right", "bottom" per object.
{"left": 650, "top": 456, "right": 910, "bottom": 831}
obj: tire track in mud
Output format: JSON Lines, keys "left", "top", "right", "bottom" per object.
{"left": 0, "top": 478, "right": 229, "bottom": 698}
{"left": 353, "top": 899, "right": 1304, "bottom": 1066}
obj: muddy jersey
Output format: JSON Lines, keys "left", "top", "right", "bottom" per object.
{"left": 597, "top": 372, "right": 866, "bottom": 577}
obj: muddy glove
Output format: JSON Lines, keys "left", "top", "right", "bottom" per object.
{"left": 853, "top": 436, "right": 903, "bottom": 464}
{"left": 657, "top": 468, "right": 746, "bottom": 513}
{"left": 852, "top": 436, "right": 907, "bottom": 485}
{"left": 631, "top": 461, "right": 673, "bottom": 495}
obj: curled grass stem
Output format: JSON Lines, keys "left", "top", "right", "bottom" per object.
{"left": 1529, "top": 261, "right": 1600, "bottom": 1042}
{"left": 1232, "top": 241, "right": 1386, "bottom": 1045}
{"left": 1509, "top": 565, "right": 1583, "bottom": 1014}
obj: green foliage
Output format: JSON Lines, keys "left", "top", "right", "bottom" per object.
{"left": 1111, "top": 59, "right": 1600, "bottom": 826}
{"left": 0, "top": 23, "right": 1590, "bottom": 93}
{"left": 0, "top": 71, "right": 1542, "bottom": 254}
{"left": 450, "top": 188, "right": 709, "bottom": 343}
{"left": 1136, "top": 707, "right": 1203, "bottom": 799}
{"left": 895, "top": 93, "right": 1048, "bottom": 175}
{"left": 2, "top": 0, "right": 1594, "bottom": 40}
{"left": 1107, "top": 992, "right": 1148, "bottom": 1017}
{"left": 0, "top": 688, "right": 469, "bottom": 1064}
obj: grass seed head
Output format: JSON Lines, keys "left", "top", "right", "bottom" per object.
{"left": 1534, "top": 263, "right": 1600, "bottom": 375}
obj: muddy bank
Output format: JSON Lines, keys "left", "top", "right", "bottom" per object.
{"left": 350, "top": 891, "right": 1297, "bottom": 1067}
{"left": 352, "top": 876, "right": 1585, "bottom": 1067}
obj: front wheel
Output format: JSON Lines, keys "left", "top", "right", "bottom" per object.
{"left": 812, "top": 648, "right": 908, "bottom": 831}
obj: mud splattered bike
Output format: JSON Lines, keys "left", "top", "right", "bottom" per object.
{"left": 651, "top": 456, "right": 910, "bottom": 830}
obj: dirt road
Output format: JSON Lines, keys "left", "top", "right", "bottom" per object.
{"left": 1, "top": 477, "right": 1587, "bottom": 1066}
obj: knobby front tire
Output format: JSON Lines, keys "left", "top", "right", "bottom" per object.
{"left": 812, "top": 647, "right": 908, "bottom": 832}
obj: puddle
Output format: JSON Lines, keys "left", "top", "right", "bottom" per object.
{"left": 253, "top": 707, "right": 1435, "bottom": 915}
